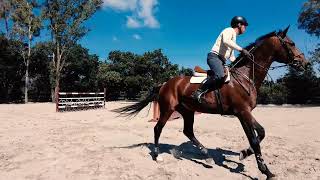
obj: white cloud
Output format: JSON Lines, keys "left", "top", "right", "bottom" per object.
{"left": 126, "top": 16, "right": 141, "bottom": 28}
{"left": 103, "top": 0, "right": 159, "bottom": 29}
{"left": 138, "top": 0, "right": 159, "bottom": 28}
{"left": 133, "top": 34, "right": 141, "bottom": 40}
{"left": 103, "top": 0, "right": 137, "bottom": 11}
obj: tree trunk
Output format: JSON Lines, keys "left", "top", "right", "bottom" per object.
{"left": 24, "top": 61, "right": 29, "bottom": 103}
{"left": 53, "top": 70, "right": 60, "bottom": 103}
{"left": 24, "top": 32, "right": 32, "bottom": 103}
{"left": 52, "top": 41, "right": 63, "bottom": 103}
{"left": 54, "top": 80, "right": 59, "bottom": 112}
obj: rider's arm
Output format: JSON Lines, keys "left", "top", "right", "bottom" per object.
{"left": 230, "top": 51, "right": 236, "bottom": 62}
{"left": 222, "top": 29, "right": 243, "bottom": 52}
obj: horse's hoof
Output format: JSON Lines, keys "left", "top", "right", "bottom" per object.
{"left": 156, "top": 155, "right": 164, "bottom": 162}
{"left": 239, "top": 149, "right": 249, "bottom": 161}
{"left": 267, "top": 174, "right": 276, "bottom": 180}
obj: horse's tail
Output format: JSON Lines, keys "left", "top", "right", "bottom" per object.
{"left": 112, "top": 85, "right": 161, "bottom": 117}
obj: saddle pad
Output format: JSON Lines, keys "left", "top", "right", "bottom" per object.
{"left": 190, "top": 68, "right": 231, "bottom": 84}
{"left": 190, "top": 76, "right": 207, "bottom": 83}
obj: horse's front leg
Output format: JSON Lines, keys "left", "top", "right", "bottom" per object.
{"left": 239, "top": 121, "right": 265, "bottom": 160}
{"left": 238, "top": 110, "right": 275, "bottom": 179}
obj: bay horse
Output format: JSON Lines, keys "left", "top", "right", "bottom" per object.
{"left": 114, "top": 26, "right": 308, "bottom": 179}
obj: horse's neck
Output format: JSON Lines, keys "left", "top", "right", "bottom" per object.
{"left": 236, "top": 49, "right": 274, "bottom": 91}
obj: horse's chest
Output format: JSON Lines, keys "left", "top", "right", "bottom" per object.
{"left": 228, "top": 87, "right": 257, "bottom": 109}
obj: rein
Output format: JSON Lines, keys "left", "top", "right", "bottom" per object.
{"left": 228, "top": 34, "right": 300, "bottom": 95}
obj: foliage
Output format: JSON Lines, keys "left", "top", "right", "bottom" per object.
{"left": 0, "top": 0, "right": 13, "bottom": 36}
{"left": 180, "top": 67, "right": 193, "bottom": 76}
{"left": 28, "top": 42, "right": 52, "bottom": 101}
{"left": 42, "top": 0, "right": 102, "bottom": 101}
{"left": 10, "top": 0, "right": 42, "bottom": 102}
{"left": 298, "top": 0, "right": 320, "bottom": 37}
{"left": 97, "top": 64, "right": 122, "bottom": 99}
{"left": 310, "top": 45, "right": 320, "bottom": 73}
{"left": 257, "top": 81, "right": 288, "bottom": 104}
{"left": 0, "top": 35, "right": 24, "bottom": 102}
{"left": 281, "top": 66, "right": 319, "bottom": 104}
{"left": 257, "top": 64, "right": 320, "bottom": 105}
{"left": 60, "top": 44, "right": 99, "bottom": 92}
{"left": 11, "top": 0, "right": 41, "bottom": 40}
{"left": 99, "top": 49, "right": 188, "bottom": 99}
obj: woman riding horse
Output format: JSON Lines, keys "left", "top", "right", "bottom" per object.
{"left": 192, "top": 16, "right": 251, "bottom": 103}
{"left": 114, "top": 26, "right": 308, "bottom": 179}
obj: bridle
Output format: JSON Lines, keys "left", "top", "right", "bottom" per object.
{"left": 276, "top": 34, "right": 304, "bottom": 69}
{"left": 229, "top": 33, "right": 304, "bottom": 95}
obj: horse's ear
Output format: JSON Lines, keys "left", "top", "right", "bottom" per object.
{"left": 281, "top": 25, "right": 290, "bottom": 38}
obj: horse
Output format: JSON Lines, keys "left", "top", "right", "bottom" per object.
{"left": 113, "top": 26, "right": 308, "bottom": 179}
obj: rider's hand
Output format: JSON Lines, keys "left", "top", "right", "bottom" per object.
{"left": 241, "top": 49, "right": 251, "bottom": 58}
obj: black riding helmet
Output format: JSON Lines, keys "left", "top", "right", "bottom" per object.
{"left": 231, "top": 16, "right": 249, "bottom": 27}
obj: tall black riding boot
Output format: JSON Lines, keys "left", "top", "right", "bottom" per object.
{"left": 191, "top": 78, "right": 215, "bottom": 103}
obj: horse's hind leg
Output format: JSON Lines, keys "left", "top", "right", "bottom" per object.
{"left": 177, "top": 106, "right": 210, "bottom": 158}
{"left": 153, "top": 107, "right": 174, "bottom": 161}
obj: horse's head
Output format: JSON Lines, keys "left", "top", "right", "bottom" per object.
{"left": 273, "top": 26, "right": 309, "bottom": 70}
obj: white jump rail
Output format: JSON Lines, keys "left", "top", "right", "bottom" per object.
{"left": 56, "top": 91, "right": 106, "bottom": 112}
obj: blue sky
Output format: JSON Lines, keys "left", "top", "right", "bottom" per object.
{"left": 77, "top": 1, "right": 317, "bottom": 78}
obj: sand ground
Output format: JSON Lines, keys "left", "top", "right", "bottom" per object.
{"left": 0, "top": 102, "right": 319, "bottom": 180}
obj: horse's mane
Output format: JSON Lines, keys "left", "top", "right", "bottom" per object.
{"left": 231, "top": 31, "right": 277, "bottom": 68}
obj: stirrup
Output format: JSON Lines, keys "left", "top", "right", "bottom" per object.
{"left": 192, "top": 90, "right": 206, "bottom": 103}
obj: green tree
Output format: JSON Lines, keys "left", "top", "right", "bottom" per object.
{"left": 42, "top": 0, "right": 102, "bottom": 101}
{"left": 298, "top": 0, "right": 320, "bottom": 75}
{"left": 29, "top": 43, "right": 101, "bottom": 101}
{"left": 0, "top": 0, "right": 13, "bottom": 37}
{"left": 11, "top": 0, "right": 42, "bottom": 102}
{"left": 29, "top": 42, "right": 52, "bottom": 101}
{"left": 281, "top": 66, "right": 318, "bottom": 104}
{"left": 97, "top": 63, "right": 122, "bottom": 99}
{"left": 60, "top": 44, "right": 99, "bottom": 92}
{"left": 310, "top": 45, "right": 320, "bottom": 73}
{"left": 0, "top": 35, "right": 25, "bottom": 102}
{"left": 140, "top": 49, "right": 180, "bottom": 86}
{"left": 298, "top": 0, "right": 320, "bottom": 37}
{"left": 257, "top": 81, "right": 288, "bottom": 104}
{"left": 295, "top": 0, "right": 320, "bottom": 104}
{"left": 103, "top": 49, "right": 183, "bottom": 99}
{"left": 179, "top": 67, "right": 193, "bottom": 76}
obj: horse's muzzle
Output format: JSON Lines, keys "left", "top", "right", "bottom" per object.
{"left": 290, "top": 59, "right": 305, "bottom": 71}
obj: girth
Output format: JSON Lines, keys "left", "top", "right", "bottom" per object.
{"left": 213, "top": 89, "right": 224, "bottom": 115}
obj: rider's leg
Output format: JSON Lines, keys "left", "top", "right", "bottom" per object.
{"left": 191, "top": 77, "right": 216, "bottom": 103}
{"left": 192, "top": 52, "right": 225, "bottom": 103}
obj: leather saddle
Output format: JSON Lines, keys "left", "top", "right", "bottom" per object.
{"left": 193, "top": 66, "right": 230, "bottom": 83}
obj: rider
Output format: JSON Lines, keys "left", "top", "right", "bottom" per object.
{"left": 192, "top": 16, "right": 251, "bottom": 103}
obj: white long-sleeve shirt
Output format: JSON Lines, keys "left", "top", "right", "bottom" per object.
{"left": 210, "top": 27, "right": 242, "bottom": 62}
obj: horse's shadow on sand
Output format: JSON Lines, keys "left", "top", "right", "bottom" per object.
{"left": 113, "top": 141, "right": 257, "bottom": 180}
